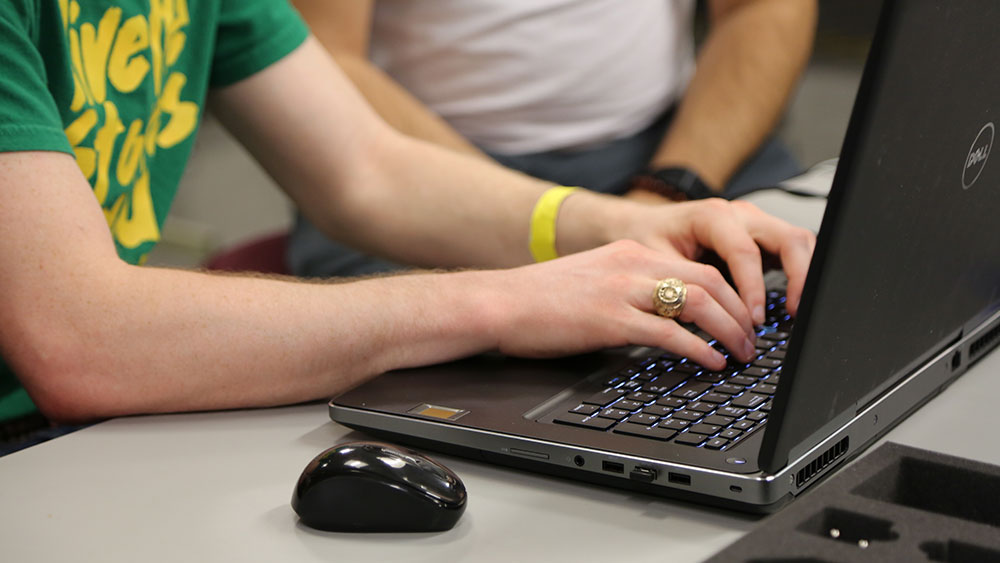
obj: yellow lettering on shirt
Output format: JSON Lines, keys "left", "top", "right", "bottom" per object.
{"left": 67, "top": 27, "right": 94, "bottom": 111}
{"left": 156, "top": 73, "right": 197, "bottom": 149}
{"left": 58, "top": 1, "right": 197, "bottom": 257}
{"left": 117, "top": 119, "right": 145, "bottom": 187}
{"left": 108, "top": 15, "right": 150, "bottom": 93}
{"left": 148, "top": 0, "right": 165, "bottom": 96}
{"left": 92, "top": 101, "right": 125, "bottom": 204}
{"left": 79, "top": 8, "right": 122, "bottom": 104}
{"left": 104, "top": 163, "right": 161, "bottom": 249}
{"left": 165, "top": 1, "right": 189, "bottom": 67}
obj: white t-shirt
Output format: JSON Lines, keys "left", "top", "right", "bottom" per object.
{"left": 371, "top": 0, "right": 696, "bottom": 154}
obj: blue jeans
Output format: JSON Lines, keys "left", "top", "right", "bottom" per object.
{"left": 0, "top": 423, "right": 88, "bottom": 457}
{"left": 287, "top": 112, "right": 801, "bottom": 277}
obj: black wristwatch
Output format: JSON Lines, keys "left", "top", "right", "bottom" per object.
{"left": 630, "top": 166, "right": 716, "bottom": 201}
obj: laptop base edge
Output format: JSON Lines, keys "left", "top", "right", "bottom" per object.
{"left": 334, "top": 418, "right": 796, "bottom": 515}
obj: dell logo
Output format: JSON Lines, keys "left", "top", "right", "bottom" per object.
{"left": 962, "top": 122, "right": 993, "bottom": 190}
{"left": 968, "top": 147, "right": 989, "bottom": 168}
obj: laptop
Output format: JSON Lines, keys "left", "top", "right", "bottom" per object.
{"left": 329, "top": 0, "right": 1000, "bottom": 513}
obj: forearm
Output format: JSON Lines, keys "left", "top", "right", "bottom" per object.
{"left": 326, "top": 133, "right": 593, "bottom": 268}
{"left": 213, "top": 38, "right": 612, "bottom": 269}
{"left": 646, "top": 0, "right": 817, "bottom": 190}
{"left": 10, "top": 263, "right": 500, "bottom": 422}
{"left": 331, "top": 54, "right": 486, "bottom": 159}
{"left": 0, "top": 146, "right": 503, "bottom": 423}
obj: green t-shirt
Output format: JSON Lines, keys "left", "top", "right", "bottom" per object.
{"left": 0, "top": 0, "right": 309, "bottom": 422}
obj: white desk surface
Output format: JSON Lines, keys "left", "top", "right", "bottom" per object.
{"left": 3, "top": 169, "right": 998, "bottom": 562}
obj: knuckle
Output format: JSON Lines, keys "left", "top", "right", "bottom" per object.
{"left": 699, "top": 198, "right": 731, "bottom": 216}
{"left": 690, "top": 262, "right": 719, "bottom": 283}
{"left": 781, "top": 228, "right": 815, "bottom": 251}
{"left": 734, "top": 242, "right": 763, "bottom": 261}
{"left": 607, "top": 239, "right": 646, "bottom": 262}
{"left": 730, "top": 199, "right": 761, "bottom": 214}
{"left": 699, "top": 263, "right": 727, "bottom": 287}
{"left": 684, "top": 284, "right": 708, "bottom": 310}
{"left": 605, "top": 272, "right": 634, "bottom": 291}
{"left": 613, "top": 238, "right": 644, "bottom": 252}
{"left": 659, "top": 324, "right": 692, "bottom": 349}
{"left": 797, "top": 228, "right": 818, "bottom": 246}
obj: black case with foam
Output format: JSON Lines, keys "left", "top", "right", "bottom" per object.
{"left": 706, "top": 442, "right": 1000, "bottom": 563}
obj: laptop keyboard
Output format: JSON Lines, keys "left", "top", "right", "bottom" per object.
{"left": 553, "top": 291, "right": 792, "bottom": 452}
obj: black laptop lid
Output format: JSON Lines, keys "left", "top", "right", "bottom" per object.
{"left": 760, "top": 0, "right": 1000, "bottom": 473}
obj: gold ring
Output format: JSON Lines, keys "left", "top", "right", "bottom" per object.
{"left": 653, "top": 278, "right": 687, "bottom": 319}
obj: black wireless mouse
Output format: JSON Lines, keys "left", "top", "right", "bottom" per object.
{"left": 291, "top": 441, "right": 468, "bottom": 533}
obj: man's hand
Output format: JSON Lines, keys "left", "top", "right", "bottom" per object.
{"left": 639, "top": 199, "right": 815, "bottom": 323}
{"left": 488, "top": 240, "right": 758, "bottom": 370}
{"left": 557, "top": 194, "right": 816, "bottom": 327}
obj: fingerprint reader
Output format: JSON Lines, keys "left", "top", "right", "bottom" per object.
{"left": 408, "top": 404, "right": 469, "bottom": 421}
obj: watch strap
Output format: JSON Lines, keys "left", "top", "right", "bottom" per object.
{"left": 631, "top": 167, "right": 716, "bottom": 201}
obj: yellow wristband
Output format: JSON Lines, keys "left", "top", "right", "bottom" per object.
{"left": 529, "top": 186, "right": 578, "bottom": 262}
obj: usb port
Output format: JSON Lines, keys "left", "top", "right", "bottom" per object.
{"left": 630, "top": 466, "right": 657, "bottom": 483}
{"left": 602, "top": 460, "right": 625, "bottom": 474}
{"left": 668, "top": 472, "right": 691, "bottom": 485}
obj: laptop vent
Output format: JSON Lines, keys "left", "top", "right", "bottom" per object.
{"left": 795, "top": 437, "right": 849, "bottom": 488}
{"left": 970, "top": 323, "right": 1000, "bottom": 363}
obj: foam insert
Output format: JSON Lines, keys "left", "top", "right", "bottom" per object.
{"left": 705, "top": 442, "right": 1000, "bottom": 563}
